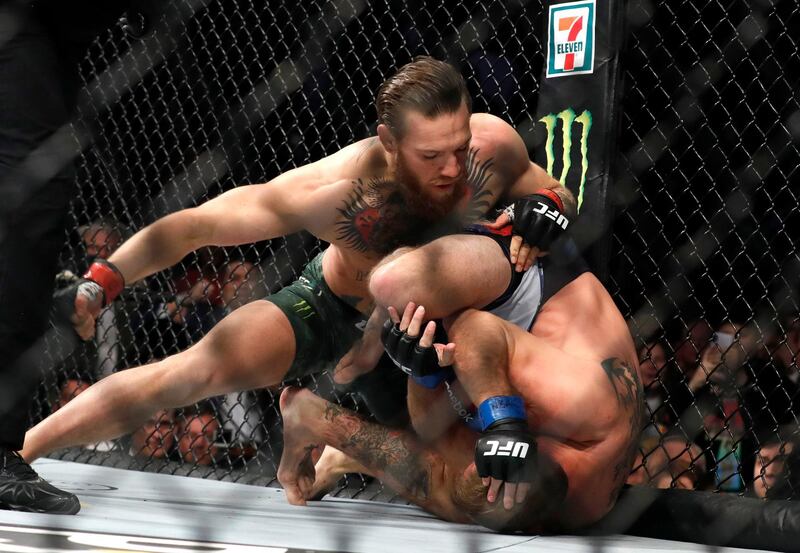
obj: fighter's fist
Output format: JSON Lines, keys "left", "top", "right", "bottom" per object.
{"left": 510, "top": 191, "right": 569, "bottom": 250}
{"left": 474, "top": 395, "right": 538, "bottom": 509}
{"left": 475, "top": 419, "right": 537, "bottom": 483}
{"left": 490, "top": 189, "right": 570, "bottom": 272}
{"left": 52, "top": 259, "right": 124, "bottom": 340}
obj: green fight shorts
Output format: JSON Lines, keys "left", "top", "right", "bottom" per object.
{"left": 265, "top": 250, "right": 368, "bottom": 380}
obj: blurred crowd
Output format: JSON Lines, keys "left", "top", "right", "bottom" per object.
{"left": 627, "top": 316, "right": 800, "bottom": 499}
{"left": 46, "top": 218, "right": 275, "bottom": 468}
{"left": 46, "top": 217, "right": 800, "bottom": 496}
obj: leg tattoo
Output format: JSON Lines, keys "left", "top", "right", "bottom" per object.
{"left": 278, "top": 388, "right": 435, "bottom": 506}
{"left": 323, "top": 402, "right": 431, "bottom": 501}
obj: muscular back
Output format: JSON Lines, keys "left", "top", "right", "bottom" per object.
{"left": 505, "top": 273, "right": 643, "bottom": 527}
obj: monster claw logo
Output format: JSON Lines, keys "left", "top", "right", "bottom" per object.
{"left": 547, "top": 0, "right": 595, "bottom": 78}
{"left": 539, "top": 108, "right": 592, "bottom": 212}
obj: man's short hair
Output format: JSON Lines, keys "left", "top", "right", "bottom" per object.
{"left": 451, "top": 460, "right": 568, "bottom": 533}
{"left": 375, "top": 56, "right": 471, "bottom": 138}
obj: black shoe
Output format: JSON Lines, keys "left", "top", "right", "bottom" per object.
{"left": 0, "top": 448, "right": 80, "bottom": 514}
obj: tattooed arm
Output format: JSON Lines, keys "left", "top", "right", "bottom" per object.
{"left": 600, "top": 357, "right": 646, "bottom": 507}
{"left": 475, "top": 114, "right": 576, "bottom": 219}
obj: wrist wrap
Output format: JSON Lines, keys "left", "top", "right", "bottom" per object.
{"left": 83, "top": 259, "right": 125, "bottom": 306}
{"left": 478, "top": 395, "right": 526, "bottom": 431}
{"left": 534, "top": 188, "right": 564, "bottom": 212}
{"left": 411, "top": 367, "right": 455, "bottom": 389}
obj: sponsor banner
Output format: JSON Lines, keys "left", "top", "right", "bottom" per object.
{"left": 534, "top": 0, "right": 628, "bottom": 280}
{"left": 546, "top": 0, "right": 596, "bottom": 78}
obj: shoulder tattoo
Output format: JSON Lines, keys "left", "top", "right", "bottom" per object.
{"left": 601, "top": 357, "right": 646, "bottom": 506}
{"left": 464, "top": 148, "right": 496, "bottom": 221}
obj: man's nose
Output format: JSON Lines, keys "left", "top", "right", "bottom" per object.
{"left": 440, "top": 154, "right": 461, "bottom": 178}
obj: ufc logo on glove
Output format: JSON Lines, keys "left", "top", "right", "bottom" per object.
{"left": 533, "top": 202, "right": 569, "bottom": 230}
{"left": 483, "top": 439, "right": 530, "bottom": 459}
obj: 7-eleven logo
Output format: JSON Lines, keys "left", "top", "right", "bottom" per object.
{"left": 547, "top": 0, "right": 595, "bottom": 78}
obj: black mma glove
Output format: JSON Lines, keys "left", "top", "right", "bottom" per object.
{"left": 508, "top": 189, "right": 569, "bottom": 251}
{"left": 53, "top": 259, "right": 125, "bottom": 325}
{"left": 381, "top": 319, "right": 452, "bottom": 388}
{"left": 475, "top": 396, "right": 537, "bottom": 483}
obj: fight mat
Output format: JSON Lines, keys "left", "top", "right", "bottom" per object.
{"left": 0, "top": 459, "right": 774, "bottom": 552}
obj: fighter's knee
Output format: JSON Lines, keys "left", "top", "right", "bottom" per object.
{"left": 368, "top": 247, "right": 426, "bottom": 306}
{"left": 368, "top": 261, "right": 403, "bottom": 305}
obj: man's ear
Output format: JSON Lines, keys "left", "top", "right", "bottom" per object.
{"left": 377, "top": 123, "right": 397, "bottom": 154}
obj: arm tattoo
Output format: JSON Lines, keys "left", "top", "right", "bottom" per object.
{"left": 464, "top": 148, "right": 496, "bottom": 221}
{"left": 322, "top": 403, "right": 431, "bottom": 501}
{"left": 601, "top": 357, "right": 646, "bottom": 505}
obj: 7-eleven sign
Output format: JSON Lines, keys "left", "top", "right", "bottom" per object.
{"left": 546, "top": 0, "right": 596, "bottom": 78}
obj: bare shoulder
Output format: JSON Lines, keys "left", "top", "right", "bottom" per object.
{"left": 470, "top": 114, "right": 524, "bottom": 150}
{"left": 317, "top": 136, "right": 386, "bottom": 179}
{"left": 470, "top": 112, "right": 515, "bottom": 133}
{"left": 272, "top": 137, "right": 384, "bottom": 200}
{"left": 469, "top": 113, "right": 529, "bottom": 176}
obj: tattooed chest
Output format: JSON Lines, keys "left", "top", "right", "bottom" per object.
{"left": 333, "top": 151, "right": 498, "bottom": 255}
{"left": 333, "top": 178, "right": 409, "bottom": 256}
{"left": 463, "top": 147, "right": 497, "bottom": 221}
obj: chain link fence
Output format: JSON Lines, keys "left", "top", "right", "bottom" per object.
{"left": 36, "top": 0, "right": 546, "bottom": 495}
{"left": 612, "top": 0, "right": 800, "bottom": 498}
{"left": 33, "top": 0, "right": 800, "bottom": 502}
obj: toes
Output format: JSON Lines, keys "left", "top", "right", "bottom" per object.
{"left": 284, "top": 484, "right": 307, "bottom": 506}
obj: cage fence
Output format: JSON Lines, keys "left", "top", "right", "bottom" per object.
{"left": 30, "top": 0, "right": 800, "bottom": 503}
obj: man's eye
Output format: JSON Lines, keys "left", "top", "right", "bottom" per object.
{"left": 457, "top": 145, "right": 468, "bottom": 152}
{"left": 423, "top": 153, "right": 438, "bottom": 160}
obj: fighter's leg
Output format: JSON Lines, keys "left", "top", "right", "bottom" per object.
{"left": 22, "top": 300, "right": 296, "bottom": 461}
{"left": 369, "top": 234, "right": 512, "bottom": 320}
{"left": 278, "top": 387, "right": 471, "bottom": 523}
{"left": 306, "top": 446, "right": 373, "bottom": 500}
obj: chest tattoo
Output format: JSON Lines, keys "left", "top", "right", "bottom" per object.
{"left": 464, "top": 148, "right": 496, "bottom": 221}
{"left": 335, "top": 178, "right": 391, "bottom": 253}
{"left": 334, "top": 150, "right": 498, "bottom": 256}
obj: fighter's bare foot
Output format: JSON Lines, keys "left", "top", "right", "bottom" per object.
{"left": 307, "top": 446, "right": 372, "bottom": 500}
{"left": 277, "top": 387, "right": 328, "bottom": 505}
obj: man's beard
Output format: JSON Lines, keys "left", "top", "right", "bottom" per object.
{"left": 394, "top": 152, "right": 467, "bottom": 222}
{"left": 366, "top": 154, "right": 468, "bottom": 255}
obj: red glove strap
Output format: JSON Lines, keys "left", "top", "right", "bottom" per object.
{"left": 84, "top": 261, "right": 125, "bottom": 306}
{"left": 536, "top": 188, "right": 564, "bottom": 212}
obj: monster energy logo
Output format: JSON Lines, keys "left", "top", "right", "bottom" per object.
{"left": 539, "top": 108, "right": 592, "bottom": 212}
{"left": 292, "top": 299, "right": 314, "bottom": 320}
